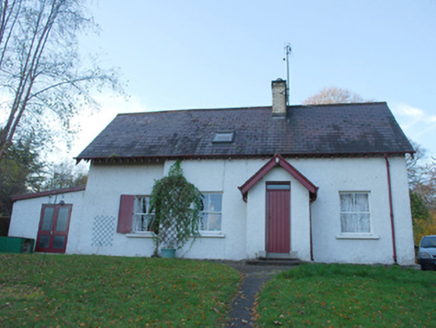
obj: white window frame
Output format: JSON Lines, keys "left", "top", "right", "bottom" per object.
{"left": 131, "top": 195, "right": 155, "bottom": 235}
{"left": 337, "top": 191, "right": 377, "bottom": 239}
{"left": 128, "top": 193, "right": 225, "bottom": 239}
{"left": 199, "top": 192, "right": 223, "bottom": 237}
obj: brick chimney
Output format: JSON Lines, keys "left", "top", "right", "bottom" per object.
{"left": 271, "top": 79, "right": 287, "bottom": 117}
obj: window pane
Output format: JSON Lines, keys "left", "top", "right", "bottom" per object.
{"left": 209, "top": 194, "right": 222, "bottom": 212}
{"left": 340, "top": 194, "right": 353, "bottom": 212}
{"left": 200, "top": 194, "right": 209, "bottom": 211}
{"left": 146, "top": 215, "right": 156, "bottom": 231}
{"left": 341, "top": 214, "right": 370, "bottom": 233}
{"left": 208, "top": 214, "right": 222, "bottom": 231}
{"left": 200, "top": 193, "right": 223, "bottom": 231}
{"left": 267, "top": 184, "right": 290, "bottom": 190}
{"left": 135, "top": 197, "right": 149, "bottom": 214}
{"left": 41, "top": 207, "right": 54, "bottom": 231}
{"left": 38, "top": 235, "right": 50, "bottom": 248}
{"left": 133, "top": 213, "right": 155, "bottom": 232}
{"left": 53, "top": 236, "right": 65, "bottom": 249}
{"left": 56, "top": 207, "right": 69, "bottom": 231}
{"left": 354, "top": 194, "right": 369, "bottom": 212}
{"left": 133, "top": 214, "right": 142, "bottom": 231}
{"left": 132, "top": 196, "right": 155, "bottom": 232}
{"left": 356, "top": 214, "right": 370, "bottom": 232}
{"left": 200, "top": 193, "right": 222, "bottom": 232}
{"left": 201, "top": 213, "right": 208, "bottom": 231}
{"left": 341, "top": 193, "right": 370, "bottom": 212}
{"left": 213, "top": 132, "right": 234, "bottom": 142}
{"left": 341, "top": 214, "right": 355, "bottom": 232}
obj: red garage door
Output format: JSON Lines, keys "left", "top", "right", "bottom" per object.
{"left": 35, "top": 204, "right": 72, "bottom": 253}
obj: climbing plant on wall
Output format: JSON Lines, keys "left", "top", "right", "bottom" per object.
{"left": 149, "top": 160, "right": 203, "bottom": 255}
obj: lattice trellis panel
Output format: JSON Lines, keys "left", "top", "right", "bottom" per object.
{"left": 91, "top": 216, "right": 115, "bottom": 247}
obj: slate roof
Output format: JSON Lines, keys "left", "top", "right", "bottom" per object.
{"left": 76, "top": 102, "right": 414, "bottom": 162}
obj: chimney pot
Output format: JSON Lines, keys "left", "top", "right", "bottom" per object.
{"left": 272, "top": 79, "right": 287, "bottom": 117}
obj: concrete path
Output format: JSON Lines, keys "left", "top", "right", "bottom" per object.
{"left": 221, "top": 261, "right": 298, "bottom": 327}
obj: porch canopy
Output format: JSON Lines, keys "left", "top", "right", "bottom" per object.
{"left": 238, "top": 153, "right": 318, "bottom": 202}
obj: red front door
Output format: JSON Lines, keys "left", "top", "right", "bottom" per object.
{"left": 35, "top": 204, "right": 72, "bottom": 253}
{"left": 266, "top": 182, "right": 290, "bottom": 253}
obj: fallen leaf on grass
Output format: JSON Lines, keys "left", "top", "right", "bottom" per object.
{"left": 0, "top": 302, "right": 10, "bottom": 310}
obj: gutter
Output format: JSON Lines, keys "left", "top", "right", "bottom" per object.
{"left": 75, "top": 151, "right": 414, "bottom": 165}
{"left": 384, "top": 154, "right": 397, "bottom": 263}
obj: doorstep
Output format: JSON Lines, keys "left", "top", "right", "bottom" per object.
{"left": 245, "top": 257, "right": 303, "bottom": 266}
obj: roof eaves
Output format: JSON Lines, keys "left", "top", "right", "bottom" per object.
{"left": 75, "top": 150, "right": 414, "bottom": 164}
{"left": 11, "top": 185, "right": 86, "bottom": 202}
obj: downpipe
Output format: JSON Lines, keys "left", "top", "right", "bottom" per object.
{"left": 384, "top": 154, "right": 397, "bottom": 263}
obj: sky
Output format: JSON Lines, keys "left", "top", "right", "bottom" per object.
{"left": 66, "top": 0, "right": 436, "bottom": 168}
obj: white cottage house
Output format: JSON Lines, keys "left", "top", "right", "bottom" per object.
{"left": 9, "top": 80, "right": 416, "bottom": 265}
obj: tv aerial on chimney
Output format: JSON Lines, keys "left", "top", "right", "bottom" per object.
{"left": 283, "top": 44, "right": 292, "bottom": 106}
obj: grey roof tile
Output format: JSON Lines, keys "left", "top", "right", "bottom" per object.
{"left": 76, "top": 102, "right": 414, "bottom": 161}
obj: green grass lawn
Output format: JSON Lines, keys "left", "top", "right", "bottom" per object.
{"left": 256, "top": 263, "right": 436, "bottom": 327}
{"left": 0, "top": 254, "right": 240, "bottom": 327}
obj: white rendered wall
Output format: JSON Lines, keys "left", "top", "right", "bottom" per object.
{"left": 163, "top": 160, "right": 248, "bottom": 260}
{"left": 8, "top": 190, "right": 86, "bottom": 251}
{"left": 289, "top": 156, "right": 415, "bottom": 266}
{"left": 11, "top": 155, "right": 414, "bottom": 265}
{"left": 69, "top": 160, "right": 248, "bottom": 259}
{"left": 388, "top": 157, "right": 415, "bottom": 265}
{"left": 68, "top": 163, "right": 164, "bottom": 257}
{"left": 165, "top": 159, "right": 311, "bottom": 260}
{"left": 75, "top": 156, "right": 415, "bottom": 264}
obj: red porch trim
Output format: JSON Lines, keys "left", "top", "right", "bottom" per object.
{"left": 238, "top": 153, "right": 318, "bottom": 202}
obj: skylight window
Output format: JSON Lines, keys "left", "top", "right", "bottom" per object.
{"left": 213, "top": 131, "right": 234, "bottom": 143}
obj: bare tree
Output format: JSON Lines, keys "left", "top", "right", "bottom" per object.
{"left": 406, "top": 140, "right": 428, "bottom": 189}
{"left": 303, "top": 86, "right": 365, "bottom": 105}
{"left": 38, "top": 160, "right": 87, "bottom": 191}
{"left": 407, "top": 141, "right": 436, "bottom": 215}
{"left": 0, "top": 0, "right": 121, "bottom": 160}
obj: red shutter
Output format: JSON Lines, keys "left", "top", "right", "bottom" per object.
{"left": 117, "top": 195, "right": 134, "bottom": 233}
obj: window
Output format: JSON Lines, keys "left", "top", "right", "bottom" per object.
{"left": 213, "top": 131, "right": 234, "bottom": 143}
{"left": 340, "top": 192, "right": 371, "bottom": 233}
{"left": 118, "top": 193, "right": 223, "bottom": 236}
{"left": 132, "top": 196, "right": 155, "bottom": 232}
{"left": 200, "top": 193, "right": 222, "bottom": 232}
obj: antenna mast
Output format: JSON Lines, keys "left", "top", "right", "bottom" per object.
{"left": 284, "top": 44, "right": 292, "bottom": 105}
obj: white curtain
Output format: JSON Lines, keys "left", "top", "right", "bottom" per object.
{"left": 340, "top": 193, "right": 370, "bottom": 233}
{"left": 133, "top": 197, "right": 152, "bottom": 232}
